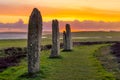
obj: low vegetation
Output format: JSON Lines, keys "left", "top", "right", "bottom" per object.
{"left": 0, "top": 44, "right": 116, "bottom": 80}
{"left": 95, "top": 44, "right": 120, "bottom": 80}
{"left": 0, "top": 31, "right": 120, "bottom": 48}
{"left": 0, "top": 31, "right": 120, "bottom": 80}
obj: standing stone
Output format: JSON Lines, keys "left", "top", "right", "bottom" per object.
{"left": 63, "top": 31, "right": 67, "bottom": 50}
{"left": 64, "top": 24, "right": 72, "bottom": 51}
{"left": 50, "top": 20, "right": 60, "bottom": 58}
{"left": 27, "top": 8, "right": 42, "bottom": 74}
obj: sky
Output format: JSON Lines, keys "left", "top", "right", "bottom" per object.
{"left": 0, "top": 0, "right": 120, "bottom": 32}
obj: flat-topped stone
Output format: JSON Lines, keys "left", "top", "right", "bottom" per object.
{"left": 50, "top": 19, "right": 60, "bottom": 58}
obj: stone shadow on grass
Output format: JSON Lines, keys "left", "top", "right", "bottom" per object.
{"left": 19, "top": 70, "right": 46, "bottom": 79}
{"left": 48, "top": 55, "right": 63, "bottom": 59}
{"left": 62, "top": 49, "right": 73, "bottom": 52}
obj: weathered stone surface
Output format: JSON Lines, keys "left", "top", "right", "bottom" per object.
{"left": 27, "top": 8, "right": 42, "bottom": 74}
{"left": 50, "top": 20, "right": 60, "bottom": 58}
{"left": 63, "top": 31, "right": 67, "bottom": 50}
{"left": 64, "top": 24, "right": 72, "bottom": 51}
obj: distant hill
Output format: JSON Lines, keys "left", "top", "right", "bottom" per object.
{"left": 0, "top": 31, "right": 120, "bottom": 35}
{"left": 0, "top": 31, "right": 52, "bottom": 35}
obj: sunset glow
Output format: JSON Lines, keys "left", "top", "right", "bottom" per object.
{"left": 0, "top": 6, "right": 120, "bottom": 23}
{"left": 0, "top": 0, "right": 120, "bottom": 32}
{"left": 1, "top": 0, "right": 120, "bottom": 23}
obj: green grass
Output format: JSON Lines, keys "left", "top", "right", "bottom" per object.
{"left": 0, "top": 39, "right": 27, "bottom": 48}
{"left": 1, "top": 31, "right": 120, "bottom": 49}
{"left": 0, "top": 44, "right": 116, "bottom": 80}
{"left": 0, "top": 31, "right": 120, "bottom": 79}
{"left": 71, "top": 31, "right": 120, "bottom": 42}
{"left": 0, "top": 38, "right": 51, "bottom": 49}
{"left": 72, "top": 31, "right": 120, "bottom": 37}
{"left": 59, "top": 31, "right": 120, "bottom": 42}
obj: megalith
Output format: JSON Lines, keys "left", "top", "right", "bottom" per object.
{"left": 27, "top": 8, "right": 42, "bottom": 74}
{"left": 63, "top": 31, "right": 67, "bottom": 50}
{"left": 50, "top": 20, "right": 60, "bottom": 58}
{"left": 63, "top": 24, "right": 72, "bottom": 51}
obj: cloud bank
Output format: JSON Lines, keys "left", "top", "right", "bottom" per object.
{"left": 0, "top": 19, "right": 120, "bottom": 32}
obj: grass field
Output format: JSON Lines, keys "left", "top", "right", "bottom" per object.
{"left": 0, "top": 31, "right": 120, "bottom": 48}
{"left": 0, "top": 31, "right": 120, "bottom": 80}
{"left": 71, "top": 31, "right": 120, "bottom": 42}
{"left": 0, "top": 44, "right": 116, "bottom": 80}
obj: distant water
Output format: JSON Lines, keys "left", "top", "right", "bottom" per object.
{"left": 0, "top": 33, "right": 47, "bottom": 40}
{"left": 0, "top": 33, "right": 113, "bottom": 40}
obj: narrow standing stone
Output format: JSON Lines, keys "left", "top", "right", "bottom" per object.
{"left": 63, "top": 31, "right": 67, "bottom": 50}
{"left": 50, "top": 20, "right": 60, "bottom": 58}
{"left": 65, "top": 24, "right": 72, "bottom": 51}
{"left": 27, "top": 8, "right": 42, "bottom": 74}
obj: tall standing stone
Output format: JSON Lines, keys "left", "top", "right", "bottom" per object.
{"left": 50, "top": 20, "right": 60, "bottom": 58}
{"left": 63, "top": 31, "right": 67, "bottom": 50}
{"left": 63, "top": 24, "right": 72, "bottom": 51}
{"left": 27, "top": 8, "right": 42, "bottom": 74}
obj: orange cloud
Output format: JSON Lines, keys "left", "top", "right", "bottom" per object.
{"left": 0, "top": 4, "right": 120, "bottom": 23}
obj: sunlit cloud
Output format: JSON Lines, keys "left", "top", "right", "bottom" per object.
{"left": 0, "top": 19, "right": 120, "bottom": 32}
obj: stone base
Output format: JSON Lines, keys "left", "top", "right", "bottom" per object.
{"left": 20, "top": 71, "right": 41, "bottom": 78}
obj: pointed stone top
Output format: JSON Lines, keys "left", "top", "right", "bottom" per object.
{"left": 66, "top": 24, "right": 70, "bottom": 30}
{"left": 31, "top": 8, "right": 40, "bottom": 16}
{"left": 66, "top": 24, "right": 70, "bottom": 27}
{"left": 52, "top": 19, "right": 58, "bottom": 23}
{"left": 30, "top": 8, "right": 41, "bottom": 17}
{"left": 52, "top": 19, "right": 58, "bottom": 26}
{"left": 33, "top": 8, "right": 39, "bottom": 11}
{"left": 63, "top": 31, "right": 66, "bottom": 33}
{"left": 29, "top": 8, "right": 42, "bottom": 26}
